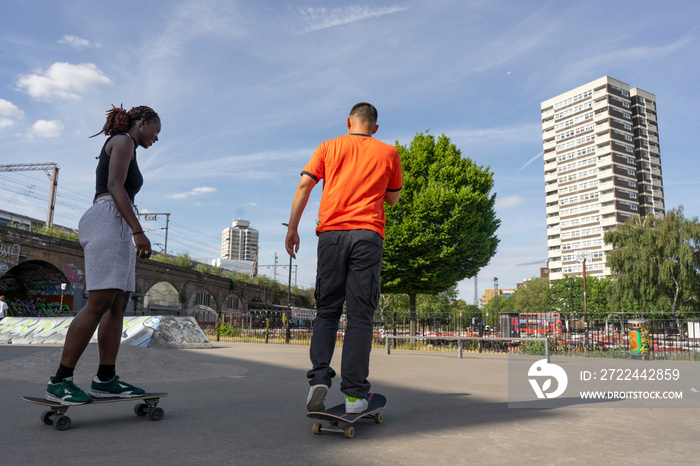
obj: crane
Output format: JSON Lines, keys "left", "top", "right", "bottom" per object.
{"left": 515, "top": 259, "right": 548, "bottom": 267}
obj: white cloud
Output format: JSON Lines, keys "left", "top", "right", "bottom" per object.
{"left": 0, "top": 98, "right": 25, "bottom": 128}
{"left": 517, "top": 151, "right": 543, "bottom": 173}
{"left": 58, "top": 35, "right": 97, "bottom": 49}
{"left": 296, "top": 6, "right": 408, "bottom": 34}
{"left": 16, "top": 62, "right": 113, "bottom": 101}
{"left": 27, "top": 120, "right": 64, "bottom": 138}
{"left": 167, "top": 186, "right": 217, "bottom": 200}
{"left": 145, "top": 1, "right": 246, "bottom": 61}
{"left": 496, "top": 195, "right": 525, "bottom": 210}
{"left": 448, "top": 124, "right": 542, "bottom": 147}
{"left": 561, "top": 36, "right": 694, "bottom": 83}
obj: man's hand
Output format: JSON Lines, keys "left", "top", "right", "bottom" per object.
{"left": 285, "top": 229, "right": 300, "bottom": 259}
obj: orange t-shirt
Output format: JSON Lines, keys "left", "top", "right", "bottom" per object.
{"left": 302, "top": 134, "right": 402, "bottom": 238}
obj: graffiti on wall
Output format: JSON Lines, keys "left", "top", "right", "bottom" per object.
{"left": 0, "top": 316, "right": 212, "bottom": 348}
{"left": 0, "top": 241, "right": 21, "bottom": 266}
{"left": 62, "top": 263, "right": 82, "bottom": 286}
{"left": 7, "top": 296, "right": 74, "bottom": 317}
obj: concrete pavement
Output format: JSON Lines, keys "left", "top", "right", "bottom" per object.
{"left": 1, "top": 342, "right": 698, "bottom": 465}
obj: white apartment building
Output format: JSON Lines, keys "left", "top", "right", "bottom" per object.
{"left": 221, "top": 219, "right": 259, "bottom": 262}
{"left": 541, "top": 76, "right": 664, "bottom": 280}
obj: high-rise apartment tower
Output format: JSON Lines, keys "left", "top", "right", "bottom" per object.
{"left": 541, "top": 76, "right": 664, "bottom": 280}
{"left": 221, "top": 219, "right": 259, "bottom": 261}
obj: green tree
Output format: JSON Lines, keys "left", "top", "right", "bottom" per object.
{"left": 382, "top": 132, "right": 500, "bottom": 335}
{"left": 482, "top": 293, "right": 515, "bottom": 329}
{"left": 604, "top": 207, "right": 700, "bottom": 326}
{"left": 511, "top": 278, "right": 549, "bottom": 314}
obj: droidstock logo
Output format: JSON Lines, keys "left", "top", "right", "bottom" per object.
{"left": 528, "top": 359, "right": 568, "bottom": 399}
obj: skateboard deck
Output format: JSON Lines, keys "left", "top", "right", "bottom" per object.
{"left": 307, "top": 393, "right": 387, "bottom": 438}
{"left": 23, "top": 393, "right": 168, "bottom": 431}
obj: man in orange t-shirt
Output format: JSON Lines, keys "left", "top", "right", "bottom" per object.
{"left": 285, "top": 102, "right": 402, "bottom": 414}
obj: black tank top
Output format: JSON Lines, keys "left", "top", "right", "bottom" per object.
{"left": 94, "top": 134, "right": 143, "bottom": 202}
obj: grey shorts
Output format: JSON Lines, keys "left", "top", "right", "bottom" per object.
{"left": 78, "top": 196, "right": 136, "bottom": 292}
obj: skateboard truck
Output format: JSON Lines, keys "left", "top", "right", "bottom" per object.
{"left": 312, "top": 411, "right": 384, "bottom": 439}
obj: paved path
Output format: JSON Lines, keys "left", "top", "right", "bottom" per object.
{"left": 1, "top": 343, "right": 698, "bottom": 465}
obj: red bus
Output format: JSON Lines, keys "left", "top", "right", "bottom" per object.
{"left": 519, "top": 313, "right": 564, "bottom": 336}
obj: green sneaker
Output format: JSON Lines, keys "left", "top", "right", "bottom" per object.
{"left": 46, "top": 377, "right": 92, "bottom": 405}
{"left": 89, "top": 375, "right": 145, "bottom": 398}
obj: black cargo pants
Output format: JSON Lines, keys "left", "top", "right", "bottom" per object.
{"left": 307, "top": 229, "right": 383, "bottom": 399}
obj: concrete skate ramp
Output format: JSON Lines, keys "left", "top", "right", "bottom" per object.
{"left": 0, "top": 316, "right": 212, "bottom": 349}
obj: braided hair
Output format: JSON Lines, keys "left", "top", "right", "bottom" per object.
{"left": 90, "top": 104, "right": 159, "bottom": 138}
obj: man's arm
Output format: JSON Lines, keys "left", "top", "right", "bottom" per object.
{"left": 285, "top": 174, "right": 317, "bottom": 258}
{"left": 384, "top": 190, "right": 401, "bottom": 206}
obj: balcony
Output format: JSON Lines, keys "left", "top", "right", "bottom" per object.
{"left": 600, "top": 204, "right": 615, "bottom": 215}
{"left": 597, "top": 167, "right": 613, "bottom": 178}
{"left": 601, "top": 216, "right": 618, "bottom": 227}
{"left": 548, "top": 237, "right": 561, "bottom": 248}
{"left": 595, "top": 121, "right": 610, "bottom": 133}
{"left": 598, "top": 180, "right": 614, "bottom": 191}
{"left": 596, "top": 133, "right": 611, "bottom": 146}
{"left": 548, "top": 260, "right": 562, "bottom": 269}
{"left": 597, "top": 146, "right": 612, "bottom": 160}
{"left": 547, "top": 225, "right": 561, "bottom": 235}
{"left": 600, "top": 192, "right": 615, "bottom": 203}
{"left": 593, "top": 100, "right": 608, "bottom": 112}
{"left": 546, "top": 193, "right": 559, "bottom": 204}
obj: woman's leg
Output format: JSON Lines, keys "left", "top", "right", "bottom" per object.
{"left": 96, "top": 291, "right": 130, "bottom": 365}
{"left": 59, "top": 289, "right": 119, "bottom": 368}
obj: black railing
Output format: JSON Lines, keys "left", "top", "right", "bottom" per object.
{"left": 201, "top": 310, "right": 700, "bottom": 360}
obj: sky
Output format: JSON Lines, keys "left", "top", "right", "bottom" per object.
{"left": 1, "top": 0, "right": 699, "bottom": 304}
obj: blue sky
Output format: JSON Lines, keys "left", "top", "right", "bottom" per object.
{"left": 1, "top": 0, "right": 699, "bottom": 304}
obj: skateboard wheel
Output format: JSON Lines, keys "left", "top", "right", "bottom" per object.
{"left": 135, "top": 403, "right": 149, "bottom": 417}
{"left": 344, "top": 426, "right": 355, "bottom": 439}
{"left": 55, "top": 415, "right": 71, "bottom": 431}
{"left": 312, "top": 423, "right": 322, "bottom": 435}
{"left": 374, "top": 413, "right": 383, "bottom": 424}
{"left": 41, "top": 410, "right": 54, "bottom": 426}
{"left": 148, "top": 407, "right": 164, "bottom": 421}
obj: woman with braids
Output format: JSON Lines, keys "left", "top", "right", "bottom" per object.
{"left": 46, "top": 105, "right": 161, "bottom": 405}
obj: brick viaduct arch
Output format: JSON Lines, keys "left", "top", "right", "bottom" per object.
{"left": 0, "top": 225, "right": 303, "bottom": 319}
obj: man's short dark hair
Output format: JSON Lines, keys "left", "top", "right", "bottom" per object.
{"left": 349, "top": 102, "right": 378, "bottom": 125}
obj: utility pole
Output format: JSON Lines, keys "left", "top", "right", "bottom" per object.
{"left": 137, "top": 212, "right": 170, "bottom": 254}
{"left": 582, "top": 257, "right": 589, "bottom": 347}
{"left": 273, "top": 252, "right": 278, "bottom": 282}
{"left": 493, "top": 277, "right": 499, "bottom": 325}
{"left": 0, "top": 163, "right": 60, "bottom": 227}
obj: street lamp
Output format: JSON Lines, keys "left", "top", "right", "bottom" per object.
{"left": 60, "top": 282, "right": 68, "bottom": 314}
{"left": 576, "top": 251, "right": 591, "bottom": 347}
{"left": 282, "top": 223, "right": 293, "bottom": 344}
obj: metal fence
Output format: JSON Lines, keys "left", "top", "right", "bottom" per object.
{"left": 202, "top": 310, "right": 700, "bottom": 360}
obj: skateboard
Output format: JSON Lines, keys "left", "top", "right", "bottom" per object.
{"left": 22, "top": 393, "right": 168, "bottom": 431}
{"left": 307, "top": 393, "right": 387, "bottom": 438}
